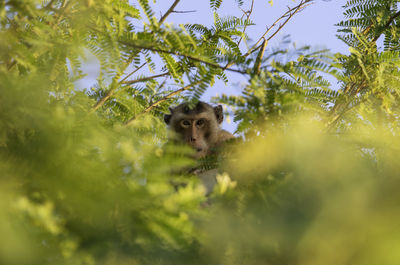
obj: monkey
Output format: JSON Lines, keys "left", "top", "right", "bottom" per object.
{"left": 164, "top": 101, "right": 234, "bottom": 159}
{"left": 164, "top": 101, "right": 235, "bottom": 194}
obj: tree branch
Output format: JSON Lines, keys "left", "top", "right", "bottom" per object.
{"left": 159, "top": 0, "right": 181, "bottom": 24}
{"left": 372, "top": 9, "right": 400, "bottom": 43}
{"left": 236, "top": 0, "right": 255, "bottom": 47}
{"left": 122, "top": 72, "right": 170, "bottom": 85}
{"left": 92, "top": 1, "right": 183, "bottom": 112}
{"left": 329, "top": 8, "right": 400, "bottom": 125}
{"left": 247, "top": 0, "right": 313, "bottom": 57}
{"left": 223, "top": 0, "right": 313, "bottom": 70}
{"left": 92, "top": 60, "right": 144, "bottom": 111}
{"left": 172, "top": 10, "right": 196, "bottom": 14}
{"left": 252, "top": 39, "right": 268, "bottom": 76}
{"left": 94, "top": 0, "right": 314, "bottom": 115}
{"left": 119, "top": 62, "right": 147, "bottom": 84}
{"left": 92, "top": 82, "right": 118, "bottom": 112}
{"left": 120, "top": 40, "right": 248, "bottom": 74}
{"left": 124, "top": 80, "right": 202, "bottom": 126}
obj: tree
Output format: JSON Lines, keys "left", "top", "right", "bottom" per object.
{"left": 1, "top": 0, "right": 400, "bottom": 264}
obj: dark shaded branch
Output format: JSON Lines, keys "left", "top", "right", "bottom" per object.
{"left": 7, "top": 60, "right": 17, "bottom": 71}
{"left": 124, "top": 80, "right": 202, "bottom": 126}
{"left": 372, "top": 10, "right": 400, "bottom": 43}
{"left": 159, "top": 0, "right": 181, "bottom": 24}
{"left": 92, "top": 86, "right": 116, "bottom": 111}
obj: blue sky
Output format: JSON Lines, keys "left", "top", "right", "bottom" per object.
{"left": 79, "top": 0, "right": 349, "bottom": 132}
{"left": 154, "top": 0, "right": 347, "bottom": 52}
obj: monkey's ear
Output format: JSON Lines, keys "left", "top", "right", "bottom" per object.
{"left": 164, "top": 114, "right": 172, "bottom": 124}
{"left": 214, "top": 105, "right": 224, "bottom": 124}
{"left": 164, "top": 107, "right": 174, "bottom": 124}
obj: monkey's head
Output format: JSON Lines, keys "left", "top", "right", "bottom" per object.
{"left": 164, "top": 101, "right": 224, "bottom": 158}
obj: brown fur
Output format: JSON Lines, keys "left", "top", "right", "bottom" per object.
{"left": 164, "top": 101, "right": 234, "bottom": 159}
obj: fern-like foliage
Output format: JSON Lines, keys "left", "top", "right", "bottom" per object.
{"left": 215, "top": 45, "right": 340, "bottom": 136}
{"left": 210, "top": 0, "right": 223, "bottom": 10}
{"left": 331, "top": 0, "right": 400, "bottom": 131}
{"left": 84, "top": 0, "right": 253, "bottom": 114}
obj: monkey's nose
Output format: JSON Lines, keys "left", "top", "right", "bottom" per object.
{"left": 196, "top": 148, "right": 202, "bottom": 152}
{"left": 190, "top": 137, "right": 196, "bottom": 142}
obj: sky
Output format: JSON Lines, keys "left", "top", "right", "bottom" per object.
{"left": 154, "top": 0, "right": 347, "bottom": 51}
{"left": 78, "top": 0, "right": 349, "bottom": 132}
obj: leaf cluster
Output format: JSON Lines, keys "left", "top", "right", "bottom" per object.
{"left": 2, "top": 0, "right": 400, "bottom": 265}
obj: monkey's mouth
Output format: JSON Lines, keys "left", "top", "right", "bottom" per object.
{"left": 196, "top": 148, "right": 203, "bottom": 152}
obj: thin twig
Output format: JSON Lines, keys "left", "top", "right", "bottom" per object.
{"left": 119, "top": 62, "right": 147, "bottom": 84}
{"left": 172, "top": 10, "right": 196, "bottom": 14}
{"left": 159, "top": 0, "right": 181, "bottom": 24}
{"left": 92, "top": 70, "right": 169, "bottom": 111}
{"left": 236, "top": 0, "right": 254, "bottom": 47}
{"left": 223, "top": 0, "right": 313, "bottom": 71}
{"left": 92, "top": 57, "right": 140, "bottom": 111}
{"left": 124, "top": 80, "right": 202, "bottom": 126}
{"left": 122, "top": 72, "right": 170, "bottom": 85}
{"left": 247, "top": 0, "right": 313, "bottom": 57}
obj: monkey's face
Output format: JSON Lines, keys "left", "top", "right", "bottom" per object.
{"left": 175, "top": 117, "right": 211, "bottom": 158}
{"left": 164, "top": 102, "right": 223, "bottom": 158}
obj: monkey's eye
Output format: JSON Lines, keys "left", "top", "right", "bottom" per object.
{"left": 180, "top": 120, "right": 191, "bottom": 128}
{"left": 196, "top": 119, "right": 205, "bottom": 128}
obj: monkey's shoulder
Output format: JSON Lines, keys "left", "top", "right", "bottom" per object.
{"left": 217, "top": 129, "right": 235, "bottom": 143}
